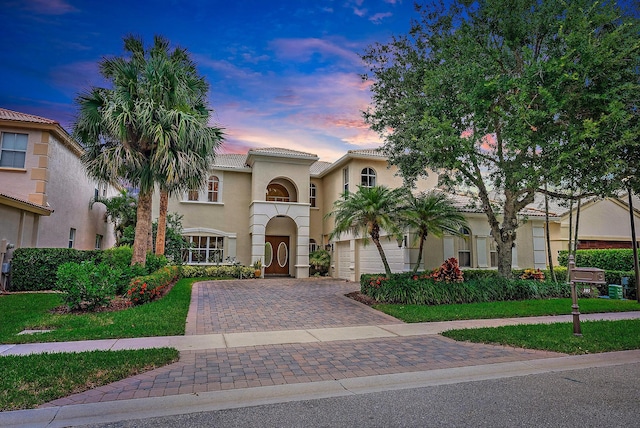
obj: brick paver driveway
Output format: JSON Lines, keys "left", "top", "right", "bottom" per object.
{"left": 42, "top": 278, "right": 562, "bottom": 407}
{"left": 186, "top": 277, "right": 398, "bottom": 334}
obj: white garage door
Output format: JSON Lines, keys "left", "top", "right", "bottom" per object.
{"left": 358, "top": 238, "right": 404, "bottom": 275}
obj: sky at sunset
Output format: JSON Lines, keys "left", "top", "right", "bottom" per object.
{"left": 0, "top": 0, "right": 423, "bottom": 162}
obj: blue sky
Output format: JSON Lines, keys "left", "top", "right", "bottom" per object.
{"left": 0, "top": 0, "right": 420, "bottom": 161}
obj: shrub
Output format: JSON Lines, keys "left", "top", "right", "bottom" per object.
{"left": 126, "top": 266, "right": 180, "bottom": 306}
{"left": 180, "top": 264, "right": 255, "bottom": 279}
{"left": 432, "top": 258, "right": 464, "bottom": 283}
{"left": 360, "top": 272, "right": 578, "bottom": 305}
{"left": 309, "top": 249, "right": 331, "bottom": 276}
{"left": 55, "top": 261, "right": 121, "bottom": 310}
{"left": 11, "top": 248, "right": 100, "bottom": 291}
{"left": 558, "top": 249, "right": 634, "bottom": 271}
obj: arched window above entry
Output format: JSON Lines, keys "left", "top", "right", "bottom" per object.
{"left": 266, "top": 183, "right": 290, "bottom": 202}
{"left": 361, "top": 167, "right": 376, "bottom": 187}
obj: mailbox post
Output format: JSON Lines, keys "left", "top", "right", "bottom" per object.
{"left": 568, "top": 255, "right": 606, "bottom": 336}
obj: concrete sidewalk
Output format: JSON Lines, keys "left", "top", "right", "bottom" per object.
{"left": 2, "top": 311, "right": 640, "bottom": 356}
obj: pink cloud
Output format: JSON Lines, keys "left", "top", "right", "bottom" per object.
{"left": 270, "top": 38, "right": 361, "bottom": 65}
{"left": 353, "top": 7, "right": 368, "bottom": 17}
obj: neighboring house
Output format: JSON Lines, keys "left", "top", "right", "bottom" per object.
{"left": 546, "top": 195, "right": 640, "bottom": 264}
{"left": 0, "top": 107, "right": 116, "bottom": 252}
{"left": 154, "top": 147, "right": 551, "bottom": 279}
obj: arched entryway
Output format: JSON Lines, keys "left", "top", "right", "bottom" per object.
{"left": 264, "top": 216, "right": 297, "bottom": 276}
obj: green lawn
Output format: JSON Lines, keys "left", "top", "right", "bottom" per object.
{"left": 0, "top": 348, "right": 179, "bottom": 411}
{"left": 0, "top": 277, "right": 199, "bottom": 344}
{"left": 374, "top": 298, "right": 640, "bottom": 323}
{"left": 443, "top": 319, "right": 640, "bottom": 355}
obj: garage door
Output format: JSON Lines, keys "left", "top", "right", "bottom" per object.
{"left": 358, "top": 238, "right": 404, "bottom": 275}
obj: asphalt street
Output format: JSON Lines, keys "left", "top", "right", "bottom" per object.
{"left": 80, "top": 362, "right": 640, "bottom": 428}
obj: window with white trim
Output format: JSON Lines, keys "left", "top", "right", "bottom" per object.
{"left": 361, "top": 167, "right": 376, "bottom": 187}
{"left": 458, "top": 227, "right": 471, "bottom": 267}
{"left": 68, "top": 228, "right": 76, "bottom": 249}
{"left": 207, "top": 175, "right": 220, "bottom": 202}
{"left": 342, "top": 167, "right": 349, "bottom": 194}
{"left": 183, "top": 235, "right": 224, "bottom": 264}
{"left": 95, "top": 234, "right": 103, "bottom": 250}
{"left": 187, "top": 190, "right": 199, "bottom": 201}
{"left": 309, "top": 239, "right": 317, "bottom": 253}
{"left": 309, "top": 183, "right": 317, "bottom": 207}
{"left": 0, "top": 132, "right": 28, "bottom": 168}
{"left": 490, "top": 240, "right": 498, "bottom": 267}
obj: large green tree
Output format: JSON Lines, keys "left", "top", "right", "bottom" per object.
{"left": 363, "top": 0, "right": 639, "bottom": 277}
{"left": 328, "top": 185, "right": 406, "bottom": 278}
{"left": 401, "top": 191, "right": 468, "bottom": 273}
{"left": 75, "top": 35, "right": 222, "bottom": 265}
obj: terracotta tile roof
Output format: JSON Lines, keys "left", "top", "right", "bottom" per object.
{"left": 0, "top": 192, "right": 53, "bottom": 214}
{"left": 310, "top": 161, "right": 333, "bottom": 175}
{"left": 248, "top": 147, "right": 318, "bottom": 158}
{"left": 0, "top": 108, "right": 58, "bottom": 125}
{"left": 347, "top": 148, "right": 385, "bottom": 157}
{"left": 212, "top": 154, "right": 249, "bottom": 169}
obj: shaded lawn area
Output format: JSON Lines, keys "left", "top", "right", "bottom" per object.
{"left": 0, "top": 348, "right": 179, "bottom": 411}
{"left": 374, "top": 298, "right": 640, "bottom": 323}
{"left": 0, "top": 277, "right": 201, "bottom": 344}
{"left": 443, "top": 319, "right": 640, "bottom": 355}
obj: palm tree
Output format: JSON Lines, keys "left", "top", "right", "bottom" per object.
{"left": 401, "top": 191, "right": 468, "bottom": 273}
{"left": 328, "top": 185, "right": 406, "bottom": 278}
{"left": 90, "top": 189, "right": 138, "bottom": 246}
{"left": 74, "top": 35, "right": 222, "bottom": 265}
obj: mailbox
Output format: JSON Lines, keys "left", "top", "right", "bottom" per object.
{"left": 569, "top": 267, "right": 606, "bottom": 285}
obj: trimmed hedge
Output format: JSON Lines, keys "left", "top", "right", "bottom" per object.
{"left": 10, "top": 248, "right": 100, "bottom": 291}
{"left": 180, "top": 265, "right": 256, "bottom": 279}
{"left": 360, "top": 272, "right": 581, "bottom": 305}
{"left": 558, "top": 249, "right": 635, "bottom": 271}
{"left": 10, "top": 246, "right": 167, "bottom": 292}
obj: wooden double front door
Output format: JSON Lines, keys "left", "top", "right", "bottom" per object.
{"left": 265, "top": 236, "right": 290, "bottom": 276}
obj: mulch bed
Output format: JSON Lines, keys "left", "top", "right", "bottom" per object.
{"left": 345, "top": 291, "right": 378, "bottom": 306}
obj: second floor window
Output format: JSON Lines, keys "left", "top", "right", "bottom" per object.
{"left": 188, "top": 190, "right": 199, "bottom": 201}
{"left": 309, "top": 183, "right": 317, "bottom": 207}
{"left": 0, "top": 132, "right": 28, "bottom": 169}
{"left": 207, "top": 175, "right": 220, "bottom": 202}
{"left": 361, "top": 167, "right": 376, "bottom": 187}
{"left": 342, "top": 167, "right": 349, "bottom": 194}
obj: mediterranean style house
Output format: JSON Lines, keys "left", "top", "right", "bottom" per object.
{"left": 154, "top": 147, "right": 552, "bottom": 280}
{"left": 0, "top": 108, "right": 116, "bottom": 252}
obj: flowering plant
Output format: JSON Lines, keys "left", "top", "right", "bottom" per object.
{"left": 520, "top": 268, "right": 545, "bottom": 281}
{"left": 431, "top": 258, "right": 464, "bottom": 283}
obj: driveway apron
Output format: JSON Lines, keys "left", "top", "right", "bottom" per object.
{"left": 41, "top": 278, "right": 562, "bottom": 407}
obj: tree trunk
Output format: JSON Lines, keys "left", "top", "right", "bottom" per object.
{"left": 573, "top": 197, "right": 581, "bottom": 257}
{"left": 496, "top": 239, "right": 514, "bottom": 279}
{"left": 155, "top": 189, "right": 168, "bottom": 255}
{"left": 566, "top": 197, "right": 574, "bottom": 282}
{"left": 370, "top": 224, "right": 392, "bottom": 278}
{"left": 132, "top": 191, "right": 152, "bottom": 266}
{"left": 628, "top": 190, "right": 640, "bottom": 303}
{"left": 544, "top": 184, "right": 557, "bottom": 282}
{"left": 412, "top": 235, "right": 425, "bottom": 273}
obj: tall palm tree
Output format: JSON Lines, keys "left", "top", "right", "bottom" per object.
{"left": 74, "top": 35, "right": 222, "bottom": 265}
{"left": 401, "top": 191, "right": 468, "bottom": 273}
{"left": 328, "top": 185, "right": 406, "bottom": 278}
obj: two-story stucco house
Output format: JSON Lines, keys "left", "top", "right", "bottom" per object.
{"left": 155, "top": 147, "right": 552, "bottom": 280}
{"left": 0, "top": 108, "right": 116, "bottom": 252}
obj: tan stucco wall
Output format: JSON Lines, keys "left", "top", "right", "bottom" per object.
{"left": 250, "top": 158, "right": 311, "bottom": 203}
{"left": 309, "top": 177, "right": 324, "bottom": 248}
{"left": 38, "top": 135, "right": 115, "bottom": 249}
{"left": 161, "top": 170, "right": 253, "bottom": 264}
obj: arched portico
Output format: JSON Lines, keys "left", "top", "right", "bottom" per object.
{"left": 249, "top": 201, "right": 310, "bottom": 278}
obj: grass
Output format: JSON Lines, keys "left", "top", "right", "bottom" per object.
{"left": 442, "top": 319, "right": 640, "bottom": 355}
{"left": 374, "top": 298, "right": 640, "bottom": 323}
{"left": 0, "top": 277, "right": 200, "bottom": 344}
{"left": 0, "top": 348, "right": 179, "bottom": 411}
